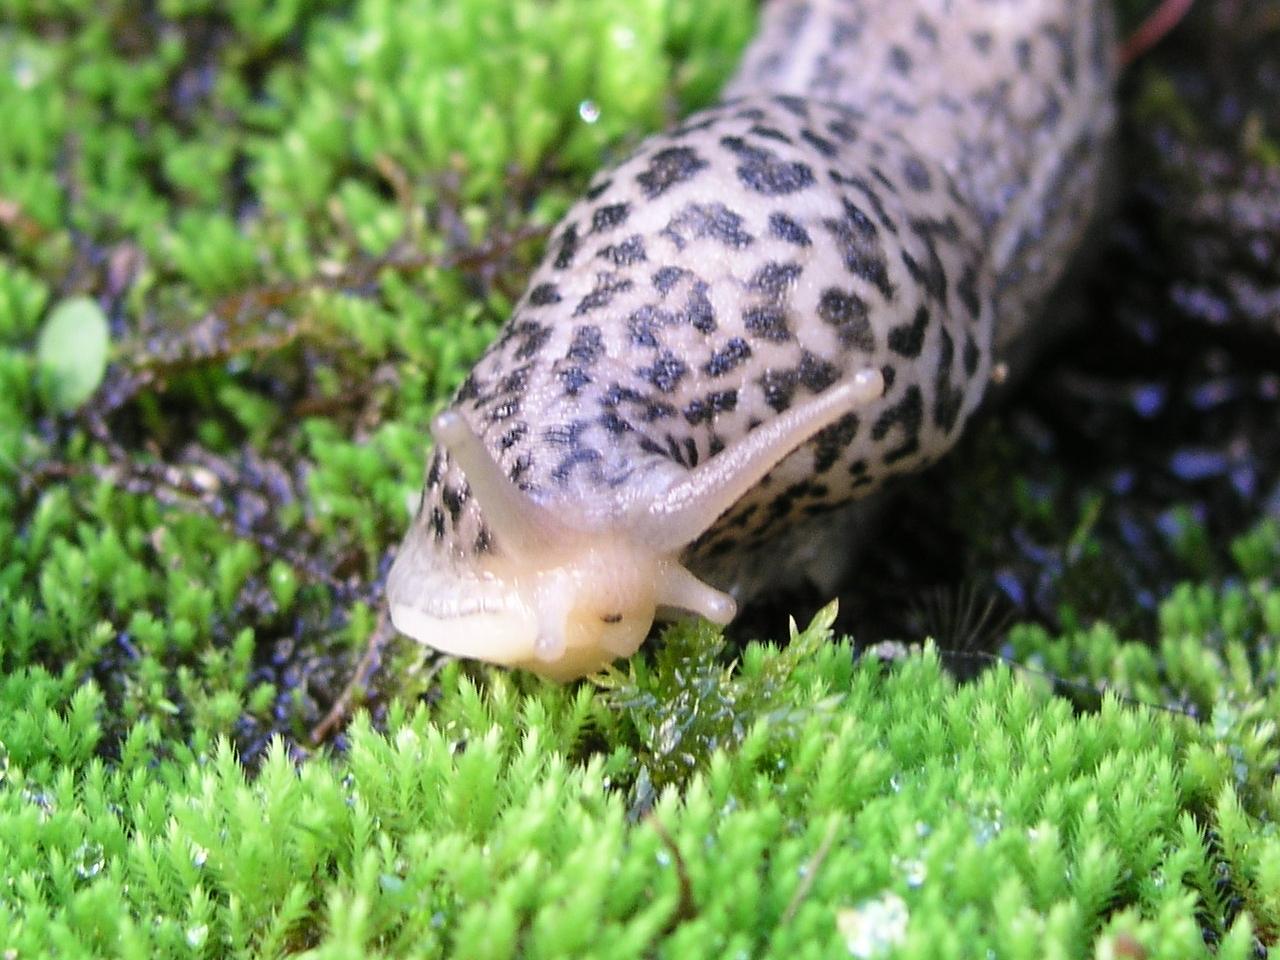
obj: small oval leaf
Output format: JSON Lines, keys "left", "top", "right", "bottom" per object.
{"left": 36, "top": 296, "right": 110, "bottom": 411}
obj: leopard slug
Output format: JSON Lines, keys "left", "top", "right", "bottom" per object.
{"left": 387, "top": 0, "right": 1118, "bottom": 679}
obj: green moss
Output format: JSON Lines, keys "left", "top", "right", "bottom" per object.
{"left": 0, "top": 609, "right": 1274, "bottom": 957}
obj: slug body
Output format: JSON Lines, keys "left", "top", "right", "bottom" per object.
{"left": 388, "top": 0, "right": 1118, "bottom": 679}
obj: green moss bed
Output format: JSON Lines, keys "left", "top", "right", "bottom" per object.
{"left": 2, "top": 1, "right": 1279, "bottom": 957}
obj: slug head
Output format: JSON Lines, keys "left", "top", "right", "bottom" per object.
{"left": 389, "top": 371, "right": 883, "bottom": 680}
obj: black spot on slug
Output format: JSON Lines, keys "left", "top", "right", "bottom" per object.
{"left": 499, "top": 423, "right": 527, "bottom": 450}
{"left": 584, "top": 178, "right": 613, "bottom": 200}
{"left": 902, "top": 156, "right": 932, "bottom": 192}
{"left": 574, "top": 273, "right": 634, "bottom": 316}
{"left": 425, "top": 452, "right": 443, "bottom": 488}
{"left": 963, "top": 333, "right": 981, "bottom": 376}
{"left": 638, "top": 351, "right": 689, "bottom": 393}
{"left": 743, "top": 304, "right": 792, "bottom": 342}
{"left": 827, "top": 118, "right": 859, "bottom": 143}
{"left": 773, "top": 94, "right": 810, "bottom": 119}
{"left": 552, "top": 447, "right": 603, "bottom": 484}
{"left": 703, "top": 337, "right": 752, "bottom": 377}
{"left": 636, "top": 146, "right": 709, "bottom": 198}
{"left": 812, "top": 413, "right": 860, "bottom": 473}
{"left": 933, "top": 328, "right": 965, "bottom": 433}
{"left": 528, "top": 282, "right": 561, "bottom": 306}
{"left": 511, "top": 320, "right": 553, "bottom": 361}
{"left": 768, "top": 212, "right": 812, "bottom": 247}
{"left": 798, "top": 351, "right": 839, "bottom": 392}
{"left": 652, "top": 265, "right": 687, "bottom": 295}
{"left": 872, "top": 385, "right": 924, "bottom": 464}
{"left": 749, "top": 124, "right": 794, "bottom": 145}
{"left": 662, "top": 202, "right": 755, "bottom": 250}
{"left": 682, "top": 282, "right": 717, "bottom": 333}
{"left": 817, "top": 287, "right": 874, "bottom": 351}
{"left": 428, "top": 507, "right": 446, "bottom": 540}
{"left": 958, "top": 264, "right": 982, "bottom": 319}
{"left": 800, "top": 128, "right": 839, "bottom": 158}
{"left": 720, "top": 135, "right": 817, "bottom": 196}
{"left": 889, "top": 306, "right": 930, "bottom": 358}
{"left": 749, "top": 261, "right": 803, "bottom": 298}
{"left": 553, "top": 223, "right": 580, "bottom": 269}
{"left": 441, "top": 485, "right": 465, "bottom": 523}
{"left": 558, "top": 365, "right": 591, "bottom": 395}
{"left": 759, "top": 367, "right": 798, "bottom": 413}
{"left": 822, "top": 212, "right": 895, "bottom": 302}
{"left": 888, "top": 44, "right": 912, "bottom": 74}
{"left": 597, "top": 234, "right": 647, "bottom": 267}
{"left": 683, "top": 389, "right": 738, "bottom": 425}
{"left": 567, "top": 325, "right": 604, "bottom": 363}
{"left": 591, "top": 202, "right": 631, "bottom": 233}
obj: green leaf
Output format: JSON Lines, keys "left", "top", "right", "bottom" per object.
{"left": 36, "top": 296, "right": 110, "bottom": 412}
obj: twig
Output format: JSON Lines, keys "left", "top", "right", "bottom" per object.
{"left": 1120, "top": 0, "right": 1197, "bottom": 66}
{"left": 779, "top": 817, "right": 841, "bottom": 925}
{"left": 649, "top": 815, "right": 696, "bottom": 935}
{"left": 126, "top": 222, "right": 549, "bottom": 380}
{"left": 309, "top": 604, "right": 398, "bottom": 744}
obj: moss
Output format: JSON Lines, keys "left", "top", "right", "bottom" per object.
{"left": 1, "top": 0, "right": 1279, "bottom": 956}
{"left": 1, "top": 609, "right": 1275, "bottom": 957}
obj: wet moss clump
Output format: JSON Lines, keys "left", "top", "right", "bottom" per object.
{"left": 3, "top": 606, "right": 1279, "bottom": 956}
{"left": 1, "top": 0, "right": 1279, "bottom": 956}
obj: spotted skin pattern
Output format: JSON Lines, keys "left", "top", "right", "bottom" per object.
{"left": 388, "top": 0, "right": 1118, "bottom": 676}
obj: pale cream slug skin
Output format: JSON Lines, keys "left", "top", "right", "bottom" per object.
{"left": 389, "top": 0, "right": 1118, "bottom": 678}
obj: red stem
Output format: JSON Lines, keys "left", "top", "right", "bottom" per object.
{"left": 1120, "top": 0, "right": 1197, "bottom": 66}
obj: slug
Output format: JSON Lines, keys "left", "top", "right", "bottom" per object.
{"left": 387, "top": 0, "right": 1119, "bottom": 680}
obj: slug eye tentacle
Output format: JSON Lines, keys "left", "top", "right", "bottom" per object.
{"left": 431, "top": 409, "right": 574, "bottom": 559}
{"left": 658, "top": 562, "right": 737, "bottom": 625}
{"left": 640, "top": 368, "right": 886, "bottom": 554}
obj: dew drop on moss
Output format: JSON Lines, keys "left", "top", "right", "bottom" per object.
{"left": 72, "top": 842, "right": 105, "bottom": 880}
{"left": 895, "top": 856, "right": 927, "bottom": 888}
{"left": 578, "top": 100, "right": 600, "bottom": 124}
{"left": 186, "top": 924, "right": 208, "bottom": 948}
{"left": 837, "top": 892, "right": 909, "bottom": 958}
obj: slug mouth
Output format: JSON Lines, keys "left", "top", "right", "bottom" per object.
{"left": 388, "top": 601, "right": 538, "bottom": 666}
{"left": 386, "top": 525, "right": 540, "bottom": 666}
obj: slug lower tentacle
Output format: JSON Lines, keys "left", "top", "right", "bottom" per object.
{"left": 388, "top": 0, "right": 1118, "bottom": 679}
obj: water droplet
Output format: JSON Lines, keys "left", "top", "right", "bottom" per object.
{"left": 895, "top": 857, "right": 927, "bottom": 888}
{"left": 379, "top": 873, "right": 405, "bottom": 893}
{"left": 578, "top": 100, "right": 601, "bottom": 124}
{"left": 12, "top": 57, "right": 37, "bottom": 90}
{"left": 22, "top": 788, "right": 54, "bottom": 823}
{"left": 0, "top": 740, "right": 9, "bottom": 786}
{"left": 655, "top": 849, "right": 672, "bottom": 867}
{"left": 73, "top": 841, "right": 105, "bottom": 880}
{"left": 191, "top": 844, "right": 208, "bottom": 868}
{"left": 971, "top": 805, "right": 1004, "bottom": 846}
{"left": 837, "top": 892, "right": 909, "bottom": 957}
{"left": 186, "top": 923, "right": 208, "bottom": 948}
